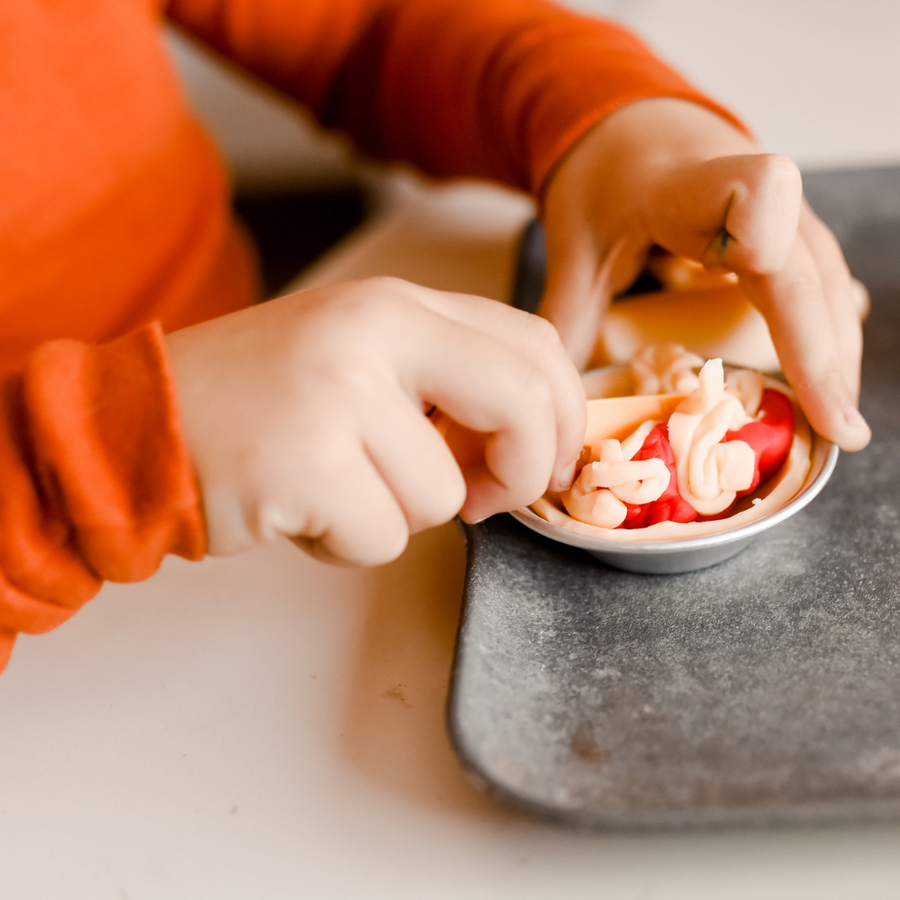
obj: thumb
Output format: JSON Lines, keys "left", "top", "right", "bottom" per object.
{"left": 539, "top": 225, "right": 645, "bottom": 371}
{"left": 538, "top": 227, "right": 606, "bottom": 370}
{"left": 647, "top": 153, "right": 803, "bottom": 275}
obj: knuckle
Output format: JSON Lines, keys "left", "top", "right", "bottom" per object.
{"left": 305, "top": 446, "right": 345, "bottom": 488}
{"left": 759, "top": 153, "right": 802, "bottom": 192}
{"left": 520, "top": 359, "right": 555, "bottom": 410}
{"left": 353, "top": 284, "right": 403, "bottom": 321}
{"left": 337, "top": 276, "right": 416, "bottom": 315}
{"left": 362, "top": 275, "right": 420, "bottom": 306}
{"left": 363, "top": 274, "right": 405, "bottom": 292}
{"left": 366, "top": 523, "right": 410, "bottom": 565}
{"left": 334, "top": 517, "right": 410, "bottom": 567}
{"left": 852, "top": 279, "right": 871, "bottom": 319}
{"left": 522, "top": 311, "right": 563, "bottom": 352}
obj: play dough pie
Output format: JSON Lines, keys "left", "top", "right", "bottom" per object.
{"left": 531, "top": 345, "right": 812, "bottom": 542}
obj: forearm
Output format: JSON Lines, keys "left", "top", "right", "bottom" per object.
{"left": 165, "top": 0, "right": 741, "bottom": 194}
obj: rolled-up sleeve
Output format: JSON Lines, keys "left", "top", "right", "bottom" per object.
{"left": 165, "top": 0, "right": 744, "bottom": 195}
{"left": 0, "top": 323, "right": 205, "bottom": 673}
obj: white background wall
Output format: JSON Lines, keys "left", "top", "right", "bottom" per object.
{"left": 168, "top": 0, "right": 900, "bottom": 189}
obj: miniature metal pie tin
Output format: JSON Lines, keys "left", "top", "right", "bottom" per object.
{"left": 511, "top": 376, "right": 839, "bottom": 575}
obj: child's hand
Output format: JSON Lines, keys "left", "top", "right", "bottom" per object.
{"left": 165, "top": 278, "right": 586, "bottom": 565}
{"left": 540, "top": 98, "right": 871, "bottom": 452}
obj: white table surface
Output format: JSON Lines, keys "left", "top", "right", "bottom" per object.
{"left": 3, "top": 175, "right": 900, "bottom": 900}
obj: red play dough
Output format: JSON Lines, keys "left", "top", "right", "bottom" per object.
{"left": 621, "top": 424, "right": 697, "bottom": 528}
{"left": 725, "top": 388, "right": 795, "bottom": 495}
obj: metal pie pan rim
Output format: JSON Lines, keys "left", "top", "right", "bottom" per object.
{"left": 510, "top": 440, "right": 838, "bottom": 560}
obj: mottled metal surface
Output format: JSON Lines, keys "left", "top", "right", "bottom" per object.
{"left": 448, "top": 166, "right": 900, "bottom": 828}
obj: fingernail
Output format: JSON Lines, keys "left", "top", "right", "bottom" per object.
{"left": 842, "top": 403, "right": 867, "bottom": 429}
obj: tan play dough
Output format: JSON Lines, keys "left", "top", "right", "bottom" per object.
{"left": 598, "top": 284, "right": 780, "bottom": 373}
{"left": 631, "top": 343, "right": 704, "bottom": 395}
{"left": 562, "top": 430, "right": 671, "bottom": 528}
{"left": 583, "top": 392, "right": 688, "bottom": 444}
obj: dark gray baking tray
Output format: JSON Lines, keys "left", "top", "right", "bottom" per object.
{"left": 448, "top": 166, "right": 900, "bottom": 828}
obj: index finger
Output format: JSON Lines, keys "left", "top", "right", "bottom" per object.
{"left": 411, "top": 286, "right": 587, "bottom": 490}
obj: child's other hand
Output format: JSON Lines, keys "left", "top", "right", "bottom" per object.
{"left": 165, "top": 278, "right": 585, "bottom": 565}
{"left": 540, "top": 98, "right": 871, "bottom": 452}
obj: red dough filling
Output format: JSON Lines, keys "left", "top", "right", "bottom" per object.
{"left": 621, "top": 424, "right": 696, "bottom": 528}
{"left": 618, "top": 389, "right": 794, "bottom": 529}
{"left": 725, "top": 388, "right": 795, "bottom": 495}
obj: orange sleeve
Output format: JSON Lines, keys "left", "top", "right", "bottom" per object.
{"left": 0, "top": 323, "right": 205, "bottom": 673}
{"left": 165, "top": 0, "right": 744, "bottom": 194}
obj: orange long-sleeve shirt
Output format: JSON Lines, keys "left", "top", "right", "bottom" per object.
{"left": 0, "top": 0, "right": 738, "bottom": 672}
